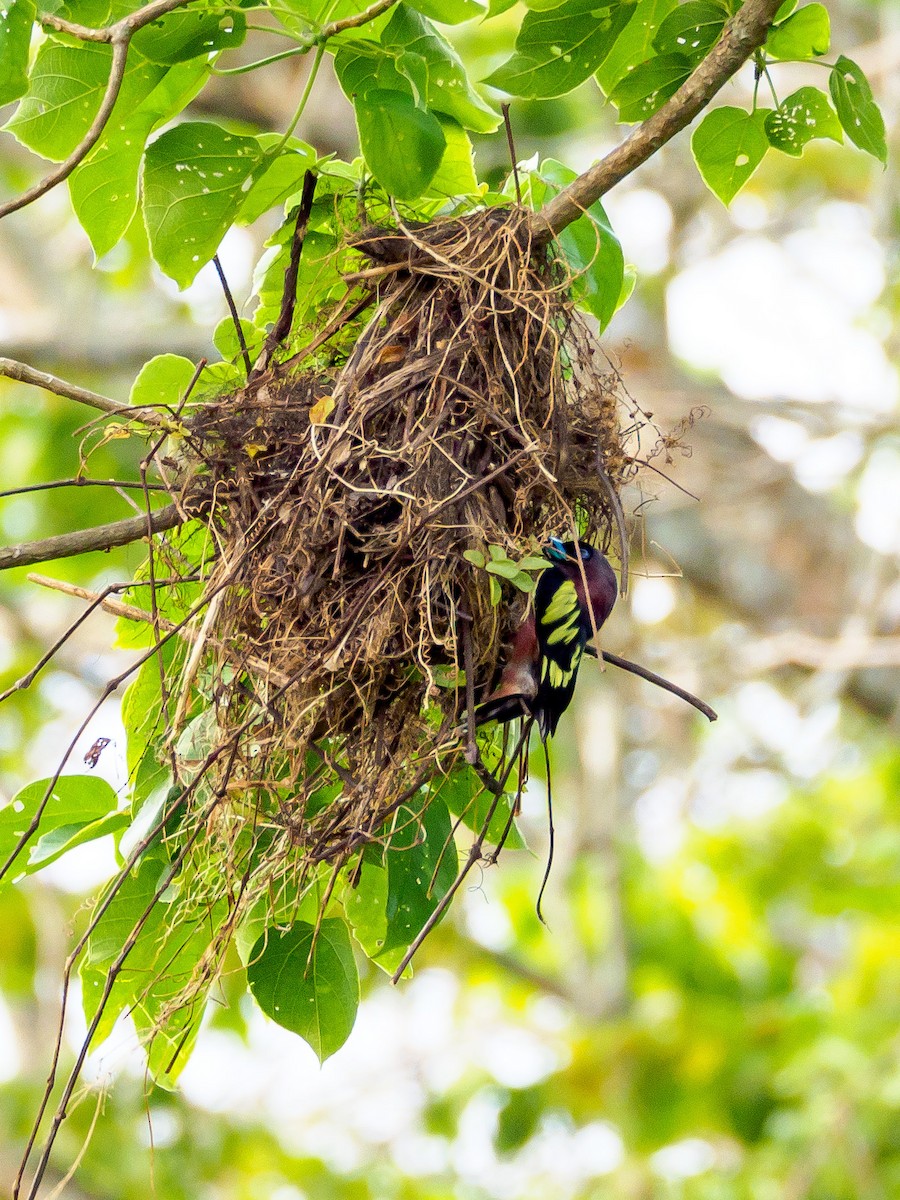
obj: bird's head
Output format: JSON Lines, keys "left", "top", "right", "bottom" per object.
{"left": 543, "top": 536, "right": 593, "bottom": 566}
{"left": 543, "top": 537, "right": 618, "bottom": 620}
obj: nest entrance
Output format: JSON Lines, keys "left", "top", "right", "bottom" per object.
{"left": 180, "top": 205, "right": 642, "bottom": 868}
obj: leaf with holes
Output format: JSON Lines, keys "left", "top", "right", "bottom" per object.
{"left": 69, "top": 59, "right": 207, "bottom": 259}
{"left": 828, "top": 55, "right": 887, "bottom": 165}
{"left": 691, "top": 106, "right": 769, "bottom": 205}
{"left": 484, "top": 0, "right": 635, "bottom": 99}
{"left": 248, "top": 919, "right": 359, "bottom": 1061}
{"left": 133, "top": 5, "right": 246, "bottom": 64}
{"left": 143, "top": 122, "right": 263, "bottom": 287}
{"left": 765, "top": 87, "right": 842, "bottom": 157}
{"left": 6, "top": 41, "right": 165, "bottom": 161}
{"left": 651, "top": 0, "right": 725, "bottom": 65}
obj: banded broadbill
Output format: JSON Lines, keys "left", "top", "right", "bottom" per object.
{"left": 475, "top": 538, "right": 618, "bottom": 738}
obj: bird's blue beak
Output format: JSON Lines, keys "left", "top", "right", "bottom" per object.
{"left": 544, "top": 537, "right": 568, "bottom": 563}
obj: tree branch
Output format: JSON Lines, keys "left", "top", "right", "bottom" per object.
{"left": 535, "top": 0, "right": 782, "bottom": 238}
{"left": 0, "top": 0, "right": 198, "bottom": 222}
{"left": 0, "top": 357, "right": 176, "bottom": 431}
{"left": 0, "top": 504, "right": 182, "bottom": 572}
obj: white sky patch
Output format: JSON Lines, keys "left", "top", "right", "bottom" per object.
{"left": 666, "top": 204, "right": 897, "bottom": 412}
{"left": 651, "top": 1137, "right": 717, "bottom": 1178}
{"left": 855, "top": 445, "right": 900, "bottom": 554}
{"left": 603, "top": 187, "right": 673, "bottom": 275}
{"left": 631, "top": 574, "right": 677, "bottom": 624}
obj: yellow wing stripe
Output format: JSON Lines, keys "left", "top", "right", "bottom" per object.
{"left": 539, "top": 579, "right": 578, "bottom": 626}
{"left": 546, "top": 612, "right": 580, "bottom": 645}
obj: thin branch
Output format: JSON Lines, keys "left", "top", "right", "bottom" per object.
{"left": 0, "top": 0, "right": 201, "bottom": 223}
{"left": 213, "top": 255, "right": 253, "bottom": 378}
{"left": 258, "top": 170, "right": 318, "bottom": 371}
{"left": 0, "top": 478, "right": 166, "bottom": 498}
{"left": 0, "top": 503, "right": 183, "bottom": 572}
{"left": 0, "top": 358, "right": 176, "bottom": 431}
{"left": 534, "top": 0, "right": 783, "bottom": 238}
{"left": 599, "top": 649, "right": 717, "bottom": 722}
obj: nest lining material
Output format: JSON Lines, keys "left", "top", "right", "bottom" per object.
{"left": 178, "top": 205, "right": 642, "bottom": 867}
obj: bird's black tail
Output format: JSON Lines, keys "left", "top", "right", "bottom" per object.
{"left": 472, "top": 693, "right": 533, "bottom": 727}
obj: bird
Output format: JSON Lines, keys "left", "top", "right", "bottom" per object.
{"left": 474, "top": 537, "right": 618, "bottom": 739}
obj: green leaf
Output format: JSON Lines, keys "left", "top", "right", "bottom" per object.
{"left": 828, "top": 55, "right": 887, "bottom": 165}
{"left": 236, "top": 139, "right": 316, "bottom": 225}
{"left": 348, "top": 799, "right": 458, "bottom": 974}
{"left": 133, "top": 6, "right": 246, "bottom": 63}
{"left": 596, "top": 0, "right": 675, "bottom": 95}
{"left": 426, "top": 115, "right": 479, "bottom": 198}
{"left": 518, "top": 555, "right": 551, "bottom": 571}
{"left": 435, "top": 766, "right": 525, "bottom": 849}
{"left": 463, "top": 548, "right": 486, "bottom": 568}
{"left": 489, "top": 575, "right": 502, "bottom": 606}
{"left": 484, "top": 0, "right": 635, "bottom": 99}
{"left": 336, "top": 7, "right": 498, "bottom": 134}
{"left": 354, "top": 88, "right": 446, "bottom": 199}
{"left": 651, "top": 0, "right": 725, "bottom": 64}
{"left": 764, "top": 2, "right": 829, "bottom": 61}
{"left": 764, "top": 86, "right": 842, "bottom": 157}
{"left": 6, "top": 42, "right": 165, "bottom": 161}
{"left": 81, "top": 853, "right": 219, "bottom": 1084}
{"left": 691, "top": 106, "right": 769, "bottom": 204}
{"left": 0, "top": 0, "right": 35, "bottom": 107}
{"left": 406, "top": 0, "right": 487, "bottom": 23}
{"left": 486, "top": 560, "right": 524, "bottom": 581}
{"left": 0, "top": 775, "right": 118, "bottom": 884}
{"left": 143, "top": 122, "right": 263, "bottom": 287}
{"left": 69, "top": 60, "right": 208, "bottom": 259}
{"left": 213, "top": 315, "right": 261, "bottom": 365}
{"left": 609, "top": 52, "right": 691, "bottom": 122}
{"left": 523, "top": 159, "right": 624, "bottom": 330}
{"left": 130, "top": 352, "right": 198, "bottom": 409}
{"left": 247, "top": 919, "right": 359, "bottom": 1061}
{"left": 27, "top": 810, "right": 129, "bottom": 870}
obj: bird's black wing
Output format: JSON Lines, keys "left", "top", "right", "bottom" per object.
{"left": 533, "top": 570, "right": 588, "bottom": 739}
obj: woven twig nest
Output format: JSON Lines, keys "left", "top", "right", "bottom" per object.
{"left": 174, "top": 205, "right": 644, "bottom": 868}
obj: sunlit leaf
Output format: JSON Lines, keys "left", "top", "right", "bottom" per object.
{"left": 765, "top": 86, "right": 842, "bottom": 157}
{"left": 0, "top": 775, "right": 118, "bottom": 884}
{"left": 828, "top": 55, "right": 887, "bottom": 165}
{"left": 764, "top": 2, "right": 829, "bottom": 61}
{"left": 248, "top": 919, "right": 359, "bottom": 1061}
{"left": 0, "top": 0, "right": 35, "bottom": 107}
{"left": 691, "top": 105, "right": 769, "bottom": 204}
{"left": 484, "top": 0, "right": 635, "bottom": 99}
{"left": 609, "top": 52, "right": 691, "bottom": 122}
{"left": 143, "top": 122, "right": 262, "bottom": 287}
{"left": 353, "top": 88, "right": 446, "bottom": 199}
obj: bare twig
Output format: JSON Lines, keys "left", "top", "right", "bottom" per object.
{"left": 502, "top": 103, "right": 522, "bottom": 205}
{"left": 598, "top": 649, "right": 717, "bottom": 722}
{"left": 0, "top": 357, "right": 175, "bottom": 430}
{"left": 534, "top": 0, "right": 782, "bottom": 238}
{"left": 1, "top": 0, "right": 195, "bottom": 222}
{"left": 213, "top": 256, "right": 253, "bottom": 378}
{"left": 0, "top": 503, "right": 183, "bottom": 572}
{"left": 0, "top": 477, "right": 166, "bottom": 498}
{"left": 257, "top": 170, "right": 318, "bottom": 372}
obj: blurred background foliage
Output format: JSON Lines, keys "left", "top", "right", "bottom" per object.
{"left": 1, "top": 0, "right": 899, "bottom": 1196}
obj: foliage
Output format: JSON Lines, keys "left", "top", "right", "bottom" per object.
{"left": 0, "top": 0, "right": 891, "bottom": 1187}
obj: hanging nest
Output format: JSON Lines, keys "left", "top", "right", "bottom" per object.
{"left": 172, "top": 204, "right": 647, "bottom": 870}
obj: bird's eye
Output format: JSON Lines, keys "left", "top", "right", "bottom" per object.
{"left": 580, "top": 547, "right": 591, "bottom": 561}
